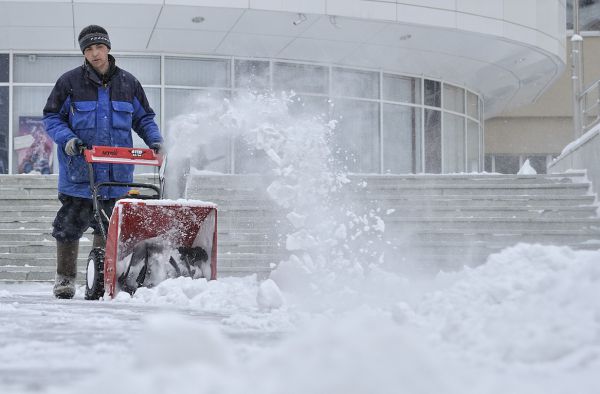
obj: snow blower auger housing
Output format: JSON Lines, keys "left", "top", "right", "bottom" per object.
{"left": 83, "top": 146, "right": 217, "bottom": 300}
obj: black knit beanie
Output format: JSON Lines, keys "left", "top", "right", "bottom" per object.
{"left": 78, "top": 25, "right": 111, "bottom": 53}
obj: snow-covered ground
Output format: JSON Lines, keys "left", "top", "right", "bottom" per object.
{"left": 1, "top": 92, "right": 599, "bottom": 393}
{"left": 1, "top": 243, "right": 599, "bottom": 394}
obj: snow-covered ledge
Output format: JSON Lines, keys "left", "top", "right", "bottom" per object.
{"left": 548, "top": 123, "right": 600, "bottom": 199}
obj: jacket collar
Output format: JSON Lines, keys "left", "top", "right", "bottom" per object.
{"left": 83, "top": 54, "right": 117, "bottom": 86}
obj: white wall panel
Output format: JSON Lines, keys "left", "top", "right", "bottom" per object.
{"left": 73, "top": 0, "right": 162, "bottom": 3}
{"left": 326, "top": 0, "right": 396, "bottom": 21}
{"left": 216, "top": 32, "right": 291, "bottom": 57}
{"left": 74, "top": 3, "right": 162, "bottom": 28}
{"left": 157, "top": 6, "right": 244, "bottom": 30}
{"left": 103, "top": 28, "right": 154, "bottom": 51}
{"left": 300, "top": 16, "right": 385, "bottom": 43}
{"left": 536, "top": 0, "right": 561, "bottom": 38}
{"left": 503, "top": 0, "right": 537, "bottom": 28}
{"left": 250, "top": 0, "right": 325, "bottom": 14}
{"left": 456, "top": 0, "right": 503, "bottom": 19}
{"left": 503, "top": 21, "right": 537, "bottom": 48}
{"left": 249, "top": 0, "right": 282, "bottom": 11}
{"left": 457, "top": 13, "right": 503, "bottom": 36}
{"left": 232, "top": 9, "right": 317, "bottom": 36}
{"left": 397, "top": 0, "right": 455, "bottom": 10}
{"left": 278, "top": 37, "right": 357, "bottom": 63}
{"left": 1, "top": 2, "right": 72, "bottom": 26}
{"left": 396, "top": 4, "right": 456, "bottom": 29}
{"left": 165, "top": 0, "right": 248, "bottom": 7}
{"left": 536, "top": 32, "right": 562, "bottom": 58}
{"left": 2, "top": 27, "right": 74, "bottom": 50}
{"left": 148, "top": 29, "right": 226, "bottom": 53}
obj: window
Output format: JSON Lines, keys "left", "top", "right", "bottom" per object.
{"left": 235, "top": 60, "right": 270, "bottom": 90}
{"left": 485, "top": 154, "right": 550, "bottom": 174}
{"left": 0, "top": 54, "right": 8, "bottom": 83}
{"left": 0, "top": 87, "right": 8, "bottom": 173}
{"left": 165, "top": 88, "right": 231, "bottom": 174}
{"left": 273, "top": 62, "right": 328, "bottom": 95}
{"left": 118, "top": 56, "right": 161, "bottom": 85}
{"left": 443, "top": 84, "right": 465, "bottom": 114}
{"left": 383, "top": 104, "right": 421, "bottom": 173}
{"left": 443, "top": 113, "right": 465, "bottom": 173}
{"left": 383, "top": 74, "right": 421, "bottom": 104}
{"left": 424, "top": 80, "right": 441, "bottom": 107}
{"left": 467, "top": 92, "right": 479, "bottom": 119}
{"left": 332, "top": 67, "right": 379, "bottom": 99}
{"left": 14, "top": 54, "right": 81, "bottom": 83}
{"left": 165, "top": 57, "right": 230, "bottom": 88}
{"left": 12, "top": 86, "right": 54, "bottom": 174}
{"left": 331, "top": 99, "right": 380, "bottom": 173}
{"left": 424, "top": 109, "right": 441, "bottom": 173}
{"left": 287, "top": 95, "right": 330, "bottom": 119}
{"left": 466, "top": 120, "right": 480, "bottom": 172}
{"left": 3, "top": 52, "right": 484, "bottom": 175}
{"left": 494, "top": 155, "right": 520, "bottom": 174}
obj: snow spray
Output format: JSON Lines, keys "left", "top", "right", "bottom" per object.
{"left": 165, "top": 91, "right": 387, "bottom": 291}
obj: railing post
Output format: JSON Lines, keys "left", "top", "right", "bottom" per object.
{"left": 571, "top": 0, "right": 584, "bottom": 138}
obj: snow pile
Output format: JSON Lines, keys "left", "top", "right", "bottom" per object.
{"left": 124, "top": 275, "right": 258, "bottom": 314}
{"left": 115, "top": 275, "right": 294, "bottom": 333}
{"left": 415, "top": 243, "right": 600, "bottom": 367}
{"left": 517, "top": 158, "right": 537, "bottom": 175}
{"left": 256, "top": 279, "right": 284, "bottom": 310}
{"left": 47, "top": 243, "right": 600, "bottom": 394}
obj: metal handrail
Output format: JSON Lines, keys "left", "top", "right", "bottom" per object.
{"left": 580, "top": 78, "right": 600, "bottom": 132}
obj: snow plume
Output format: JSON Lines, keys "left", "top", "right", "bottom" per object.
{"left": 165, "top": 91, "right": 387, "bottom": 293}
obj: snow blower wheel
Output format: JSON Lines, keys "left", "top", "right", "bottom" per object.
{"left": 85, "top": 247, "right": 105, "bottom": 300}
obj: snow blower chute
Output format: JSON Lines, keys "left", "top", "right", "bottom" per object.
{"left": 82, "top": 146, "right": 217, "bottom": 300}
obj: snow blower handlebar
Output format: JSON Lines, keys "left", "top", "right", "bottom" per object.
{"left": 83, "top": 146, "right": 164, "bottom": 167}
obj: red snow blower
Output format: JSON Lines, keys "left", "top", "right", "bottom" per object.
{"left": 82, "top": 146, "right": 217, "bottom": 300}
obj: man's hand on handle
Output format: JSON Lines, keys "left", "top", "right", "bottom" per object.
{"left": 65, "top": 138, "right": 84, "bottom": 156}
{"left": 149, "top": 142, "right": 162, "bottom": 154}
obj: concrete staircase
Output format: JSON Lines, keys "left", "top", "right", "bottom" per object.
{"left": 345, "top": 173, "right": 600, "bottom": 272}
{"left": 185, "top": 172, "right": 600, "bottom": 274}
{"left": 1, "top": 172, "right": 600, "bottom": 281}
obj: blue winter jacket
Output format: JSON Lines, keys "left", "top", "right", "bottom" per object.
{"left": 43, "top": 55, "right": 162, "bottom": 199}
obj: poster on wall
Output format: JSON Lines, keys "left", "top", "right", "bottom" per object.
{"left": 14, "top": 116, "right": 53, "bottom": 174}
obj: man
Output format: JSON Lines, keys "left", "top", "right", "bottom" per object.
{"left": 43, "top": 25, "right": 163, "bottom": 299}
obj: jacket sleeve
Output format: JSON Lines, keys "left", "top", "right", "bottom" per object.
{"left": 131, "top": 79, "right": 163, "bottom": 146}
{"left": 43, "top": 76, "right": 76, "bottom": 147}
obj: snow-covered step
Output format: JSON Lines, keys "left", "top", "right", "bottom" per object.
{"left": 383, "top": 217, "right": 600, "bottom": 231}
{"left": 399, "top": 229, "right": 600, "bottom": 244}
{"left": 354, "top": 195, "right": 597, "bottom": 208}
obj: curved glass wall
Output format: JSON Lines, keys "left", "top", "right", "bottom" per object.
{"left": 1, "top": 51, "right": 483, "bottom": 175}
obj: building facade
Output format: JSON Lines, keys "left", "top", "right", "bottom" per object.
{"left": 0, "top": 0, "right": 567, "bottom": 176}
{"left": 486, "top": 0, "right": 600, "bottom": 174}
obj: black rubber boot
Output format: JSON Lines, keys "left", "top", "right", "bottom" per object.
{"left": 53, "top": 240, "right": 79, "bottom": 299}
